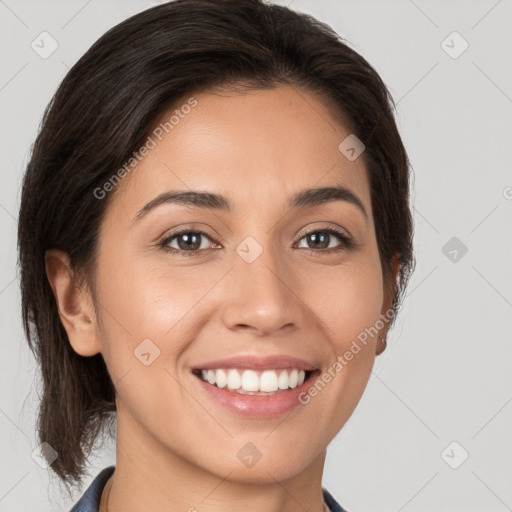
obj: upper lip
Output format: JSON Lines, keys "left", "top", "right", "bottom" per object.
{"left": 191, "top": 354, "right": 319, "bottom": 372}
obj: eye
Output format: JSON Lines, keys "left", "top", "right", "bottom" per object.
{"left": 295, "top": 225, "right": 353, "bottom": 253}
{"left": 158, "top": 229, "right": 219, "bottom": 257}
{"left": 157, "top": 224, "right": 354, "bottom": 258}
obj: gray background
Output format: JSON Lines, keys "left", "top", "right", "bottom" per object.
{"left": 1, "top": 0, "right": 511, "bottom": 511}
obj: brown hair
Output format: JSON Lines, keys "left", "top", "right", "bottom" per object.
{"left": 17, "top": 0, "right": 414, "bottom": 490}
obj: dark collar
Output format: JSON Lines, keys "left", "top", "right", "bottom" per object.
{"left": 69, "top": 466, "right": 347, "bottom": 512}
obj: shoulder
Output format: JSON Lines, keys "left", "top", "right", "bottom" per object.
{"left": 69, "top": 465, "right": 115, "bottom": 512}
{"left": 322, "top": 487, "right": 349, "bottom": 512}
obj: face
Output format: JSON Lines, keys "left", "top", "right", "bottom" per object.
{"left": 87, "top": 85, "right": 392, "bottom": 483}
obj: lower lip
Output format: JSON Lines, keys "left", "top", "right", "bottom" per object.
{"left": 193, "top": 371, "right": 320, "bottom": 418}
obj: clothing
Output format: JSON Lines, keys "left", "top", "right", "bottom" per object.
{"left": 69, "top": 465, "right": 347, "bottom": 512}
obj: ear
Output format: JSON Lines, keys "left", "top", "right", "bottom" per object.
{"left": 375, "top": 253, "right": 401, "bottom": 356}
{"left": 45, "top": 249, "right": 102, "bottom": 357}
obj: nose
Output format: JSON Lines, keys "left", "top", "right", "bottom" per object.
{"left": 220, "top": 240, "right": 304, "bottom": 337}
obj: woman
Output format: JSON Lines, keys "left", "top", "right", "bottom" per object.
{"left": 17, "top": 0, "right": 414, "bottom": 510}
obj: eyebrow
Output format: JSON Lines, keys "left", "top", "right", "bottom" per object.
{"left": 133, "top": 185, "right": 368, "bottom": 222}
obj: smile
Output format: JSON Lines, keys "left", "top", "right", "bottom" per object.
{"left": 193, "top": 368, "right": 312, "bottom": 395}
{"left": 192, "top": 367, "right": 320, "bottom": 418}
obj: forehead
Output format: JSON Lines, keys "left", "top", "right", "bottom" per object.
{"left": 109, "top": 85, "right": 371, "bottom": 220}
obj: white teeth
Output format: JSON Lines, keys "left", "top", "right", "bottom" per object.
{"left": 227, "top": 369, "right": 241, "bottom": 390}
{"left": 278, "top": 370, "right": 289, "bottom": 390}
{"left": 216, "top": 369, "right": 227, "bottom": 389}
{"left": 260, "top": 370, "right": 278, "bottom": 392}
{"left": 289, "top": 369, "right": 298, "bottom": 388}
{"left": 241, "top": 369, "right": 260, "bottom": 391}
{"left": 198, "top": 368, "right": 307, "bottom": 393}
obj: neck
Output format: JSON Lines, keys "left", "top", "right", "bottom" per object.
{"left": 106, "top": 404, "right": 329, "bottom": 512}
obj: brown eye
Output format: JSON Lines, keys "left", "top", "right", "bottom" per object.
{"left": 296, "top": 228, "right": 353, "bottom": 252}
{"left": 159, "top": 230, "right": 218, "bottom": 257}
{"left": 171, "top": 232, "right": 204, "bottom": 251}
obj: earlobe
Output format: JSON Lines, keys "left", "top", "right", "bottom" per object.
{"left": 376, "top": 253, "right": 401, "bottom": 356}
{"left": 45, "top": 249, "right": 102, "bottom": 357}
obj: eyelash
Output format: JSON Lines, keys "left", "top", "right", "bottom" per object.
{"left": 157, "top": 224, "right": 354, "bottom": 258}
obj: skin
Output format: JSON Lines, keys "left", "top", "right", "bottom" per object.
{"left": 46, "top": 85, "right": 399, "bottom": 512}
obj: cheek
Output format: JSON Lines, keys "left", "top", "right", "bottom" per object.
{"left": 93, "top": 250, "right": 222, "bottom": 382}
{"left": 304, "top": 252, "right": 384, "bottom": 349}
{"left": 95, "top": 245, "right": 208, "bottom": 336}
{"left": 92, "top": 256, "right": 200, "bottom": 429}
{"left": 295, "top": 256, "right": 383, "bottom": 439}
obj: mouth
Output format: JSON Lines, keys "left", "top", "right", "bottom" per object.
{"left": 189, "top": 354, "right": 321, "bottom": 417}
{"left": 192, "top": 367, "right": 319, "bottom": 396}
